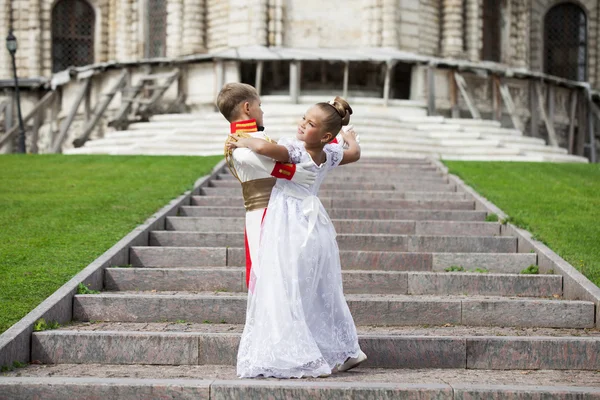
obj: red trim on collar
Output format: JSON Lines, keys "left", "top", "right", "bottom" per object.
{"left": 230, "top": 119, "right": 258, "bottom": 134}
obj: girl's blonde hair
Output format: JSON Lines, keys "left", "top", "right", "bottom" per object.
{"left": 315, "top": 96, "right": 352, "bottom": 141}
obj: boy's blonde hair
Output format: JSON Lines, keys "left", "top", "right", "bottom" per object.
{"left": 216, "top": 83, "right": 259, "bottom": 122}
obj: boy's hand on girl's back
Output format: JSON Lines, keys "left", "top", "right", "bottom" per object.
{"left": 226, "top": 135, "right": 250, "bottom": 150}
{"left": 291, "top": 161, "right": 317, "bottom": 188}
{"left": 337, "top": 125, "right": 360, "bottom": 149}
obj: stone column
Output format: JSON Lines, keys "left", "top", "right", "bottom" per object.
{"left": 0, "top": 0, "right": 11, "bottom": 78}
{"left": 166, "top": 0, "right": 183, "bottom": 57}
{"left": 441, "top": 0, "right": 464, "bottom": 58}
{"left": 182, "top": 0, "right": 206, "bottom": 54}
{"left": 28, "top": 0, "right": 41, "bottom": 77}
{"left": 464, "top": 0, "right": 481, "bottom": 61}
{"left": 381, "top": 0, "right": 398, "bottom": 48}
{"left": 115, "top": 0, "right": 133, "bottom": 61}
{"left": 249, "top": 0, "right": 268, "bottom": 46}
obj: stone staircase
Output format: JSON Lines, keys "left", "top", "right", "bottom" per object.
{"left": 2, "top": 158, "right": 600, "bottom": 399}
{"left": 64, "top": 102, "right": 589, "bottom": 163}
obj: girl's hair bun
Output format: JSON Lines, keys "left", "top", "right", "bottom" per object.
{"left": 329, "top": 96, "right": 353, "bottom": 126}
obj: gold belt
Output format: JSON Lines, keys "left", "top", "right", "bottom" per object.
{"left": 241, "top": 178, "right": 276, "bottom": 212}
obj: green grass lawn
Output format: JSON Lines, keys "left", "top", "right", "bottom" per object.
{"left": 444, "top": 161, "right": 600, "bottom": 286}
{"left": 0, "top": 154, "right": 221, "bottom": 334}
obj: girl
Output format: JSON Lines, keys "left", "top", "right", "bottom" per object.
{"left": 227, "top": 96, "right": 367, "bottom": 379}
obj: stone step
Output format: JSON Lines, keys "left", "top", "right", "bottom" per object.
{"left": 210, "top": 179, "right": 457, "bottom": 192}
{"left": 72, "top": 292, "right": 594, "bottom": 328}
{"left": 4, "top": 372, "right": 600, "bottom": 399}
{"left": 149, "top": 232, "right": 516, "bottom": 253}
{"left": 27, "top": 323, "right": 600, "bottom": 370}
{"left": 325, "top": 172, "right": 449, "bottom": 183}
{"left": 200, "top": 187, "right": 468, "bottom": 201}
{"left": 179, "top": 206, "right": 485, "bottom": 221}
{"left": 105, "top": 268, "right": 561, "bottom": 297}
{"left": 191, "top": 196, "right": 474, "bottom": 211}
{"left": 165, "top": 217, "right": 500, "bottom": 236}
{"left": 129, "top": 247, "right": 537, "bottom": 273}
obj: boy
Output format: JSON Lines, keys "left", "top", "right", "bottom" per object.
{"left": 217, "top": 83, "right": 316, "bottom": 289}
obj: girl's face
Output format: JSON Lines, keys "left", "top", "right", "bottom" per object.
{"left": 297, "top": 106, "right": 332, "bottom": 145}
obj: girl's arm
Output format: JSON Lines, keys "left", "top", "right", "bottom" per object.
{"left": 339, "top": 128, "right": 361, "bottom": 166}
{"left": 227, "top": 137, "right": 290, "bottom": 163}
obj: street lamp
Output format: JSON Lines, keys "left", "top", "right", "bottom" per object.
{"left": 6, "top": 31, "right": 26, "bottom": 153}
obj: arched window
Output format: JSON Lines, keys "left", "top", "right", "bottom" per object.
{"left": 481, "top": 0, "right": 501, "bottom": 62}
{"left": 544, "top": 3, "right": 587, "bottom": 81}
{"left": 52, "top": 0, "right": 95, "bottom": 72}
{"left": 146, "top": 0, "right": 167, "bottom": 58}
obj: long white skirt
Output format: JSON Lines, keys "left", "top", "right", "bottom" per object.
{"left": 236, "top": 186, "right": 361, "bottom": 378}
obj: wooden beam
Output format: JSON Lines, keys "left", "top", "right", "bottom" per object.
{"left": 427, "top": 65, "right": 436, "bottom": 116}
{"left": 577, "top": 91, "right": 587, "bottom": 156}
{"left": 589, "top": 106, "right": 597, "bottom": 163}
{"left": 529, "top": 81, "right": 539, "bottom": 138}
{"left": 73, "top": 70, "right": 128, "bottom": 148}
{"left": 534, "top": 82, "right": 559, "bottom": 147}
{"left": 383, "top": 62, "right": 393, "bottom": 106}
{"left": 30, "top": 106, "right": 44, "bottom": 154}
{"left": 492, "top": 75, "right": 501, "bottom": 121}
{"left": 290, "top": 61, "right": 300, "bottom": 104}
{"left": 255, "top": 61, "right": 264, "bottom": 96}
{"left": 498, "top": 80, "right": 524, "bottom": 132}
{"left": 449, "top": 69, "right": 459, "bottom": 118}
{"left": 0, "top": 90, "right": 56, "bottom": 148}
{"left": 567, "top": 90, "right": 578, "bottom": 154}
{"left": 454, "top": 72, "right": 481, "bottom": 119}
{"left": 342, "top": 62, "right": 349, "bottom": 99}
{"left": 51, "top": 79, "right": 91, "bottom": 153}
{"left": 1, "top": 96, "right": 13, "bottom": 153}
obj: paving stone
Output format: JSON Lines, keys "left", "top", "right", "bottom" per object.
{"left": 72, "top": 293, "right": 595, "bottom": 328}
{"left": 200, "top": 187, "right": 468, "bottom": 201}
{"left": 32, "top": 331, "right": 199, "bottom": 365}
{"left": 179, "top": 206, "right": 487, "bottom": 221}
{"left": 0, "top": 377, "right": 211, "bottom": 400}
{"left": 462, "top": 298, "right": 595, "bottom": 328}
{"left": 466, "top": 336, "right": 600, "bottom": 370}
{"left": 432, "top": 253, "right": 537, "bottom": 273}
{"left": 408, "top": 272, "right": 562, "bottom": 297}
{"left": 130, "top": 246, "right": 227, "bottom": 267}
{"left": 149, "top": 232, "right": 516, "bottom": 253}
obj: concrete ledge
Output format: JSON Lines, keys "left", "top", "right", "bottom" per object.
{"left": 1, "top": 378, "right": 599, "bottom": 400}
{"left": 431, "top": 158, "right": 600, "bottom": 328}
{"left": 0, "top": 159, "right": 227, "bottom": 368}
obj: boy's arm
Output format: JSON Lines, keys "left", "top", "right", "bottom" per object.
{"left": 339, "top": 128, "right": 361, "bottom": 166}
{"left": 228, "top": 137, "right": 289, "bottom": 162}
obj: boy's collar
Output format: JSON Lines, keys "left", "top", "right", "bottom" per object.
{"left": 230, "top": 119, "right": 265, "bottom": 134}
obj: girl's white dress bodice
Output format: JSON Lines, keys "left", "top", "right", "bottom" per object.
{"left": 236, "top": 138, "right": 361, "bottom": 379}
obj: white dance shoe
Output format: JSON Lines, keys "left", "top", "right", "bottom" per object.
{"left": 337, "top": 350, "right": 367, "bottom": 372}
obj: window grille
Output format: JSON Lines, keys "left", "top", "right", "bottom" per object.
{"left": 52, "top": 0, "right": 95, "bottom": 73}
{"left": 146, "top": 0, "right": 167, "bottom": 58}
{"left": 481, "top": 0, "right": 501, "bottom": 62}
{"left": 544, "top": 3, "right": 587, "bottom": 81}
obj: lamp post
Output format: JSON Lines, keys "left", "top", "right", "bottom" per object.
{"left": 6, "top": 31, "right": 26, "bottom": 153}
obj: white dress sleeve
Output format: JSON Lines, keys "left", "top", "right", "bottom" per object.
{"left": 324, "top": 143, "right": 344, "bottom": 168}
{"left": 278, "top": 137, "right": 304, "bottom": 164}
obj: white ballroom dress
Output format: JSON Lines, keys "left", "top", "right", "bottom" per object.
{"left": 236, "top": 138, "right": 362, "bottom": 378}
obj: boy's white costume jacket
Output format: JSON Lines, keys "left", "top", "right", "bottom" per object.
{"left": 225, "top": 119, "right": 315, "bottom": 288}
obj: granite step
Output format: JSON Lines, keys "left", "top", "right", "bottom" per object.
{"left": 210, "top": 179, "right": 456, "bottom": 192}
{"left": 191, "top": 196, "right": 475, "bottom": 210}
{"left": 165, "top": 217, "right": 500, "bottom": 236}
{"left": 200, "top": 187, "right": 469, "bottom": 201}
{"left": 130, "top": 247, "right": 537, "bottom": 273}
{"left": 30, "top": 323, "right": 600, "bottom": 369}
{"left": 3, "top": 366, "right": 600, "bottom": 400}
{"left": 179, "top": 206, "right": 486, "bottom": 221}
{"left": 72, "top": 292, "right": 594, "bottom": 328}
{"left": 105, "top": 268, "right": 562, "bottom": 297}
{"left": 148, "top": 232, "right": 516, "bottom": 253}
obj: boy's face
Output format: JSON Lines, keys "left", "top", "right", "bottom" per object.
{"left": 247, "top": 98, "right": 264, "bottom": 127}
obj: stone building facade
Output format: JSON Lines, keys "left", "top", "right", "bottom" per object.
{"left": 0, "top": 0, "right": 598, "bottom": 89}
